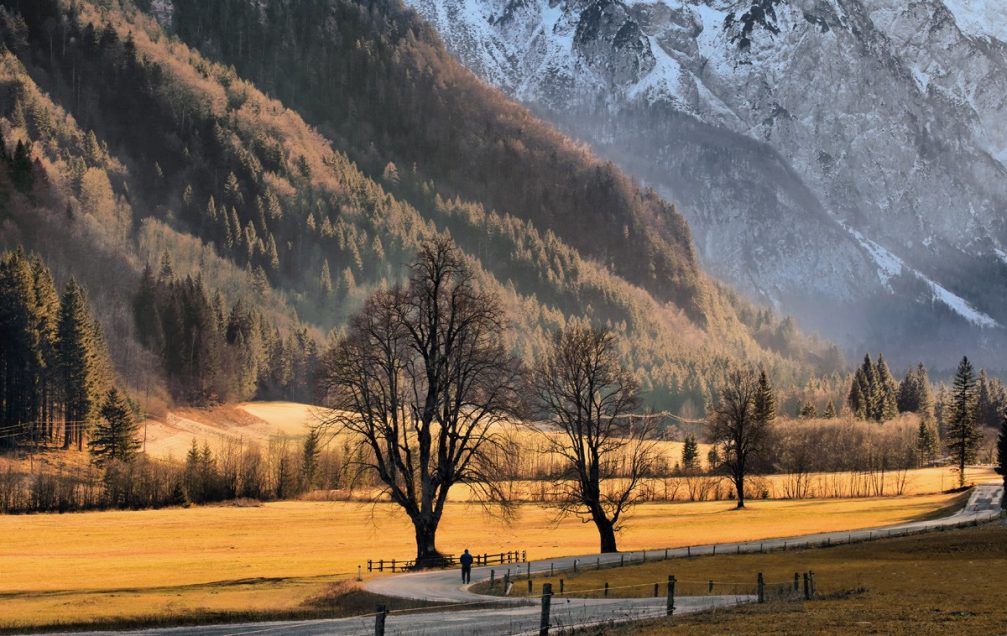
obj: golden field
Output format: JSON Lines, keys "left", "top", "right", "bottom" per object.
{"left": 576, "top": 523, "right": 1007, "bottom": 635}
{"left": 0, "top": 491, "right": 971, "bottom": 630}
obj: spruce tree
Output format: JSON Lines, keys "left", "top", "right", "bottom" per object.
{"left": 31, "top": 256, "right": 61, "bottom": 443}
{"left": 800, "top": 402, "right": 817, "bottom": 419}
{"left": 302, "top": 428, "right": 321, "bottom": 490}
{"left": 319, "top": 259, "right": 333, "bottom": 298}
{"left": 89, "top": 387, "right": 141, "bottom": 467}
{"left": 916, "top": 420, "right": 937, "bottom": 467}
{"left": 823, "top": 399, "right": 837, "bottom": 419}
{"left": 946, "top": 356, "right": 981, "bottom": 487}
{"left": 754, "top": 369, "right": 776, "bottom": 425}
{"left": 875, "top": 354, "right": 898, "bottom": 421}
{"left": 58, "top": 278, "right": 104, "bottom": 450}
{"left": 849, "top": 377, "right": 867, "bottom": 420}
{"left": 133, "top": 263, "right": 163, "bottom": 350}
{"left": 681, "top": 434, "right": 700, "bottom": 473}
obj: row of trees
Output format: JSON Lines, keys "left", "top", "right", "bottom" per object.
{"left": 0, "top": 248, "right": 111, "bottom": 451}
{"left": 133, "top": 254, "right": 319, "bottom": 405}
{"left": 317, "top": 240, "right": 1007, "bottom": 563}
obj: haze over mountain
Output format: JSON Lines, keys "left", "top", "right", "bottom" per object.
{"left": 0, "top": 0, "right": 837, "bottom": 416}
{"left": 401, "top": 0, "right": 1007, "bottom": 367}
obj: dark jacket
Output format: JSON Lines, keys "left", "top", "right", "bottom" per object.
{"left": 460, "top": 552, "right": 473, "bottom": 566}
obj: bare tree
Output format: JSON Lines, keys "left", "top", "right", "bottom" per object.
{"left": 530, "top": 324, "right": 657, "bottom": 553}
{"left": 316, "top": 239, "right": 522, "bottom": 567}
{"left": 708, "top": 367, "right": 774, "bottom": 509}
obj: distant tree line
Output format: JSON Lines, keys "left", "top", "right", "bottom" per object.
{"left": 132, "top": 253, "right": 319, "bottom": 405}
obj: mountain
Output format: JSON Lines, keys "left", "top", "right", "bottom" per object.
{"left": 0, "top": 0, "right": 836, "bottom": 417}
{"left": 399, "top": 0, "right": 1007, "bottom": 367}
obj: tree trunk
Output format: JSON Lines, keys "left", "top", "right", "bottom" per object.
{"left": 412, "top": 516, "right": 447, "bottom": 568}
{"left": 595, "top": 516, "right": 618, "bottom": 553}
{"left": 735, "top": 474, "right": 746, "bottom": 509}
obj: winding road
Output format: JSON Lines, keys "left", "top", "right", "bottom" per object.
{"left": 60, "top": 484, "right": 1004, "bottom": 636}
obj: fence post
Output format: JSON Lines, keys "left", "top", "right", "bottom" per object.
{"left": 665, "top": 548, "right": 669, "bottom": 559}
{"left": 484, "top": 553, "right": 488, "bottom": 566}
{"left": 357, "top": 565, "right": 363, "bottom": 582}
{"left": 539, "top": 583, "right": 552, "bottom": 636}
{"left": 379, "top": 559, "right": 384, "bottom": 572}
{"left": 375, "top": 604, "right": 387, "bottom": 636}
{"left": 523, "top": 550, "right": 527, "bottom": 562}
{"left": 550, "top": 562, "right": 554, "bottom": 576}
{"left": 712, "top": 544, "right": 716, "bottom": 556}
{"left": 643, "top": 551, "right": 647, "bottom": 563}
{"left": 560, "top": 579, "right": 564, "bottom": 594}
{"left": 391, "top": 559, "right": 396, "bottom": 572}
{"left": 574, "top": 559, "right": 578, "bottom": 573}
{"left": 667, "top": 576, "right": 676, "bottom": 616}
{"left": 368, "top": 559, "right": 373, "bottom": 573}
{"left": 504, "top": 571, "right": 510, "bottom": 594}
{"left": 620, "top": 554, "right": 625, "bottom": 567}
{"left": 793, "top": 572, "right": 799, "bottom": 593}
{"left": 708, "top": 579, "right": 713, "bottom": 593}
{"left": 687, "top": 546, "right": 691, "bottom": 557}
{"left": 757, "top": 573, "right": 765, "bottom": 603}
{"left": 490, "top": 569, "right": 495, "bottom": 590}
{"left": 597, "top": 557, "right": 601, "bottom": 570}
{"left": 528, "top": 579, "right": 533, "bottom": 594}
{"left": 654, "top": 582, "right": 659, "bottom": 597}
{"left": 604, "top": 582, "right": 609, "bottom": 597}
{"left": 528, "top": 562, "right": 531, "bottom": 579}
{"left": 810, "top": 571, "right": 816, "bottom": 598}
{"left": 803, "top": 572, "right": 811, "bottom": 600}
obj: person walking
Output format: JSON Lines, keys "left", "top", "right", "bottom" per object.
{"left": 460, "top": 548, "right": 473, "bottom": 584}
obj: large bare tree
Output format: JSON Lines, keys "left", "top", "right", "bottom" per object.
{"left": 317, "top": 239, "right": 521, "bottom": 567}
{"left": 530, "top": 324, "right": 657, "bottom": 553}
{"left": 708, "top": 367, "right": 775, "bottom": 509}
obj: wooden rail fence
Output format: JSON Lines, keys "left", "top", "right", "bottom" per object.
{"left": 366, "top": 550, "right": 527, "bottom": 573}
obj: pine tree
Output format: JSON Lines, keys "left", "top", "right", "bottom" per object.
{"left": 875, "top": 354, "right": 898, "bottom": 421}
{"left": 31, "top": 256, "right": 61, "bottom": 443}
{"left": 319, "top": 259, "right": 333, "bottom": 298}
{"left": 800, "top": 402, "right": 817, "bottom": 419}
{"left": 946, "top": 356, "right": 981, "bottom": 488}
{"left": 58, "top": 278, "right": 104, "bottom": 450}
{"left": 754, "top": 369, "right": 776, "bottom": 425}
{"left": 823, "top": 399, "right": 837, "bottom": 419}
{"left": 133, "top": 263, "right": 162, "bottom": 350}
{"left": 848, "top": 374, "right": 867, "bottom": 420}
{"left": 681, "top": 434, "right": 699, "bottom": 473}
{"left": 916, "top": 420, "right": 937, "bottom": 467}
{"left": 11, "top": 140, "right": 34, "bottom": 192}
{"left": 302, "top": 428, "right": 321, "bottom": 489}
{"left": 158, "top": 250, "right": 175, "bottom": 282}
{"left": 89, "top": 387, "right": 141, "bottom": 467}
{"left": 224, "top": 171, "right": 243, "bottom": 207}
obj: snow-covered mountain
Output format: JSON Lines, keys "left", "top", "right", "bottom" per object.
{"left": 403, "top": 0, "right": 1007, "bottom": 363}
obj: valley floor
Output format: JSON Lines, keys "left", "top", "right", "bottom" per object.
{"left": 0, "top": 492, "right": 975, "bottom": 631}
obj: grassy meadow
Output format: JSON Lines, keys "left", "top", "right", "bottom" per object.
{"left": 0, "top": 491, "right": 972, "bottom": 630}
{"left": 572, "top": 523, "right": 1007, "bottom": 635}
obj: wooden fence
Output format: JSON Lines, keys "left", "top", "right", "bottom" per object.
{"left": 366, "top": 550, "right": 527, "bottom": 573}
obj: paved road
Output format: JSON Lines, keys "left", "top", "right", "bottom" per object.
{"left": 55, "top": 484, "right": 1003, "bottom": 636}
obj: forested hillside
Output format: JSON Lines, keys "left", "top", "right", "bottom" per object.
{"left": 0, "top": 0, "right": 836, "bottom": 423}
